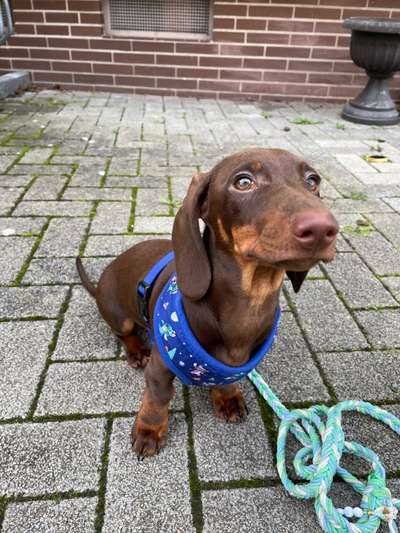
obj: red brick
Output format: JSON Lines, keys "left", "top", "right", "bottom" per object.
{"left": 158, "top": 78, "right": 197, "bottom": 89}
{"left": 68, "top": 0, "right": 101, "bottom": 11}
{"left": 15, "top": 10, "right": 44, "bottom": 22}
{"left": 333, "top": 61, "right": 362, "bottom": 73}
{"left": 241, "top": 82, "right": 282, "bottom": 94}
{"left": 315, "top": 22, "right": 346, "bottom": 34}
{"left": 368, "top": 0, "right": 400, "bottom": 6}
{"left": 236, "top": 18, "right": 266, "bottom": 31}
{"left": 36, "top": 24, "right": 70, "bottom": 35}
{"left": 0, "top": 47, "right": 29, "bottom": 57}
{"left": 45, "top": 12, "right": 78, "bottom": 23}
{"left": 266, "top": 46, "right": 310, "bottom": 58}
{"left": 178, "top": 68, "right": 219, "bottom": 79}
{"left": 220, "top": 44, "right": 264, "bottom": 56}
{"left": 53, "top": 60, "right": 91, "bottom": 72}
{"left": 14, "top": 23, "right": 36, "bottom": 34}
{"left": 244, "top": 57, "right": 287, "bottom": 70}
{"left": 33, "top": 0, "right": 66, "bottom": 9}
{"left": 247, "top": 33, "right": 289, "bottom": 45}
{"left": 295, "top": 7, "right": 341, "bottom": 19}
{"left": 8, "top": 35, "right": 47, "bottom": 46}
{"left": 13, "top": 58, "right": 50, "bottom": 69}
{"left": 34, "top": 71, "right": 73, "bottom": 83}
{"left": 309, "top": 73, "right": 353, "bottom": 84}
{"left": 285, "top": 84, "right": 328, "bottom": 96}
{"left": 90, "top": 39, "right": 131, "bottom": 51}
{"left": 290, "top": 34, "right": 336, "bottom": 46}
{"left": 329, "top": 86, "right": 360, "bottom": 97}
{"left": 72, "top": 50, "right": 111, "bottom": 61}
{"left": 213, "top": 18, "right": 235, "bottom": 30}
{"left": 248, "top": 6, "right": 293, "bottom": 18}
{"left": 13, "top": 0, "right": 33, "bottom": 8}
{"left": 93, "top": 63, "right": 132, "bottom": 75}
{"left": 157, "top": 54, "right": 197, "bottom": 66}
{"left": 74, "top": 73, "right": 113, "bottom": 84}
{"left": 213, "top": 31, "right": 245, "bottom": 43}
{"left": 321, "top": 0, "right": 366, "bottom": 4}
{"left": 48, "top": 37, "right": 89, "bottom": 48}
{"left": 116, "top": 76, "right": 155, "bottom": 87}
{"left": 0, "top": 59, "right": 11, "bottom": 69}
{"left": 200, "top": 56, "right": 242, "bottom": 68}
{"left": 214, "top": 4, "right": 247, "bottom": 16}
{"left": 199, "top": 80, "right": 240, "bottom": 91}
{"left": 312, "top": 47, "right": 350, "bottom": 60}
{"left": 264, "top": 71, "right": 307, "bottom": 83}
{"left": 289, "top": 59, "right": 333, "bottom": 71}
{"left": 337, "top": 36, "right": 351, "bottom": 47}
{"left": 268, "top": 20, "right": 314, "bottom": 32}
{"left": 114, "top": 52, "right": 155, "bottom": 65}
{"left": 132, "top": 41, "right": 174, "bottom": 53}
{"left": 176, "top": 43, "right": 219, "bottom": 55}
{"left": 343, "top": 8, "right": 390, "bottom": 17}
{"left": 32, "top": 48, "right": 70, "bottom": 59}
{"left": 220, "top": 69, "right": 262, "bottom": 81}
{"left": 71, "top": 25, "right": 103, "bottom": 36}
{"left": 136, "top": 65, "right": 175, "bottom": 77}
{"left": 80, "top": 13, "right": 103, "bottom": 24}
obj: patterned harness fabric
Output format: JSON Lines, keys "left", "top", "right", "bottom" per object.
{"left": 151, "top": 272, "right": 281, "bottom": 386}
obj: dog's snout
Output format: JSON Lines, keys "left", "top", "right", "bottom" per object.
{"left": 292, "top": 212, "right": 338, "bottom": 249}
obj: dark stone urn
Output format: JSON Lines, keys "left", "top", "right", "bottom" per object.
{"left": 342, "top": 17, "right": 400, "bottom": 125}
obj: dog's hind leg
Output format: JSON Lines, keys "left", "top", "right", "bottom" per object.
{"left": 118, "top": 323, "right": 151, "bottom": 368}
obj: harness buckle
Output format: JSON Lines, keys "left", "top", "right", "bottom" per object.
{"left": 137, "top": 280, "right": 151, "bottom": 324}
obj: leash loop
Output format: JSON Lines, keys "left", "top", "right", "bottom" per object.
{"left": 248, "top": 369, "right": 400, "bottom": 533}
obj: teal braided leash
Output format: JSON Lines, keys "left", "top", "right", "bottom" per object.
{"left": 248, "top": 369, "right": 400, "bottom": 533}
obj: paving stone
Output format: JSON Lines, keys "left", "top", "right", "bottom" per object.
{"left": 0, "top": 174, "right": 33, "bottom": 187}
{"left": 0, "top": 321, "right": 55, "bottom": 419}
{"left": 0, "top": 419, "right": 105, "bottom": 496}
{"left": 0, "top": 217, "right": 45, "bottom": 236}
{"left": 356, "top": 172, "right": 400, "bottom": 185}
{"left": 85, "top": 234, "right": 142, "bottom": 256}
{"left": 52, "top": 312, "right": 118, "bottom": 360}
{"left": 0, "top": 236, "right": 35, "bottom": 285}
{"left": 91, "top": 201, "right": 131, "bottom": 234}
{"left": 0, "top": 286, "right": 67, "bottom": 318}
{"left": 135, "top": 188, "right": 170, "bottom": 215}
{"left": 202, "top": 486, "right": 321, "bottom": 533}
{"left": 324, "top": 253, "right": 397, "bottom": 309}
{"left": 103, "top": 415, "right": 194, "bottom": 533}
{"left": 329, "top": 198, "right": 393, "bottom": 213}
{"left": 368, "top": 212, "right": 400, "bottom": 247}
{"left": 14, "top": 200, "right": 92, "bottom": 217}
{"left": 318, "top": 351, "right": 400, "bottom": 401}
{"left": 2, "top": 498, "right": 97, "bottom": 533}
{"left": 106, "top": 174, "right": 166, "bottom": 188}
{"left": 287, "top": 280, "right": 368, "bottom": 352}
{"left": 19, "top": 147, "right": 54, "bottom": 164}
{"left": 23, "top": 257, "right": 79, "bottom": 284}
{"left": 36, "top": 360, "right": 183, "bottom": 416}
{"left": 381, "top": 276, "right": 400, "bottom": 301}
{"left": 24, "top": 175, "right": 67, "bottom": 201}
{"left": 257, "top": 313, "right": 330, "bottom": 403}
{"left": 134, "top": 216, "right": 174, "bottom": 234}
{"left": 35, "top": 217, "right": 88, "bottom": 258}
{"left": 63, "top": 187, "right": 129, "bottom": 201}
{"left": 343, "top": 232, "right": 400, "bottom": 276}
{"left": 108, "top": 158, "right": 138, "bottom": 175}
{"left": 355, "top": 309, "right": 400, "bottom": 349}
{"left": 383, "top": 196, "right": 400, "bottom": 212}
{"left": 191, "top": 381, "right": 276, "bottom": 481}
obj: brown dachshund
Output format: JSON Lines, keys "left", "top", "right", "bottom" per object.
{"left": 76, "top": 148, "right": 338, "bottom": 459}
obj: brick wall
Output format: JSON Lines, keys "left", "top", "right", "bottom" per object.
{"left": 1, "top": 0, "right": 400, "bottom": 102}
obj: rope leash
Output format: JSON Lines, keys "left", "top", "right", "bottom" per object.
{"left": 248, "top": 369, "right": 400, "bottom": 533}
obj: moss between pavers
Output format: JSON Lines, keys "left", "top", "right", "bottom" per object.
{"left": 95, "top": 418, "right": 112, "bottom": 533}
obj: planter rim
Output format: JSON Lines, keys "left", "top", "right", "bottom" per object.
{"left": 343, "top": 17, "right": 400, "bottom": 33}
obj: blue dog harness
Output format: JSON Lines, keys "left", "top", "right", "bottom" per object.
{"left": 137, "top": 252, "right": 281, "bottom": 387}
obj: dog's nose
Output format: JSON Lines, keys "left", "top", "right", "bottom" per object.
{"left": 292, "top": 211, "right": 339, "bottom": 249}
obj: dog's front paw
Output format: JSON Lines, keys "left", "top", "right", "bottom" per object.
{"left": 131, "top": 418, "right": 168, "bottom": 459}
{"left": 211, "top": 386, "right": 249, "bottom": 423}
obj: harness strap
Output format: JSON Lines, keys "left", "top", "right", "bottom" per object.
{"left": 137, "top": 251, "right": 175, "bottom": 324}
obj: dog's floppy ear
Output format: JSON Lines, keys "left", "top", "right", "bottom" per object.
{"left": 172, "top": 172, "right": 211, "bottom": 300}
{"left": 286, "top": 270, "right": 308, "bottom": 293}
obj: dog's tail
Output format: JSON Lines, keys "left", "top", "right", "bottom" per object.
{"left": 76, "top": 257, "right": 97, "bottom": 297}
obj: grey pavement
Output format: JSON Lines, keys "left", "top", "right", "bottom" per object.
{"left": 0, "top": 91, "right": 400, "bottom": 532}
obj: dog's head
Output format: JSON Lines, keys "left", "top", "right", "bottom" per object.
{"left": 172, "top": 148, "right": 338, "bottom": 300}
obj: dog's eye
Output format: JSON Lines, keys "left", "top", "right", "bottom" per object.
{"left": 234, "top": 175, "right": 255, "bottom": 191}
{"left": 305, "top": 174, "right": 319, "bottom": 192}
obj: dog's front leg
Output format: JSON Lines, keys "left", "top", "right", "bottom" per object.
{"left": 211, "top": 383, "right": 248, "bottom": 423}
{"left": 132, "top": 349, "right": 175, "bottom": 459}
